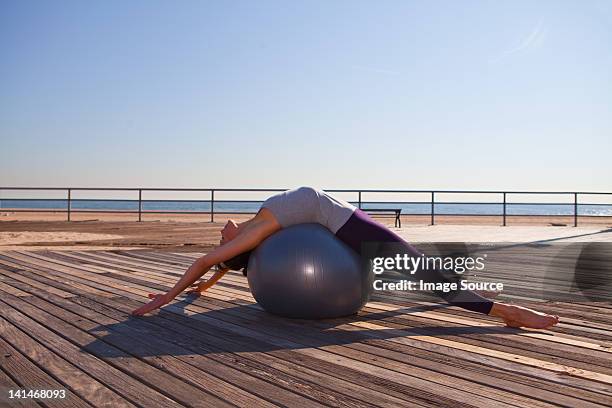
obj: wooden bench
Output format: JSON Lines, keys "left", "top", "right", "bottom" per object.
{"left": 362, "top": 208, "right": 402, "bottom": 227}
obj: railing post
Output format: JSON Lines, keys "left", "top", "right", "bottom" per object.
{"left": 67, "top": 188, "right": 71, "bottom": 222}
{"left": 138, "top": 189, "right": 142, "bottom": 222}
{"left": 210, "top": 189, "right": 215, "bottom": 223}
{"left": 502, "top": 192, "right": 506, "bottom": 226}
{"left": 574, "top": 193, "right": 578, "bottom": 227}
{"left": 430, "top": 191, "right": 435, "bottom": 225}
{"left": 358, "top": 191, "right": 362, "bottom": 209}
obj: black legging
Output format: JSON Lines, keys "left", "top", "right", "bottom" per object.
{"left": 335, "top": 209, "right": 494, "bottom": 314}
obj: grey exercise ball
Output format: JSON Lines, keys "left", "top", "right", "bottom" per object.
{"left": 247, "top": 223, "right": 372, "bottom": 319}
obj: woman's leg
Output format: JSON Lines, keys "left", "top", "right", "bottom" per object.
{"left": 336, "top": 209, "right": 495, "bottom": 314}
{"left": 336, "top": 210, "right": 560, "bottom": 329}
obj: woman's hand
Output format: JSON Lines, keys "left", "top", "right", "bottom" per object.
{"left": 185, "top": 282, "right": 205, "bottom": 297}
{"left": 131, "top": 293, "right": 172, "bottom": 316}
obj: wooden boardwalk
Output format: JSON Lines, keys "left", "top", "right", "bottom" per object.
{"left": 0, "top": 249, "right": 611, "bottom": 407}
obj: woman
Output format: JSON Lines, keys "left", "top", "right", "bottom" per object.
{"left": 132, "top": 187, "right": 559, "bottom": 329}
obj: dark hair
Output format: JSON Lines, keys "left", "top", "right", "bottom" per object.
{"left": 217, "top": 251, "right": 252, "bottom": 276}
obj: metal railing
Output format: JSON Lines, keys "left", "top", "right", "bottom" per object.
{"left": 1, "top": 187, "right": 611, "bottom": 227}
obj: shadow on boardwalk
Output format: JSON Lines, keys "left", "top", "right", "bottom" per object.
{"left": 83, "top": 297, "right": 524, "bottom": 358}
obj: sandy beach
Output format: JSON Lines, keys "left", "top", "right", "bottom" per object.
{"left": 2, "top": 210, "right": 610, "bottom": 250}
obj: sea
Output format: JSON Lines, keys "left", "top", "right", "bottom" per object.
{"left": 1, "top": 199, "right": 611, "bottom": 216}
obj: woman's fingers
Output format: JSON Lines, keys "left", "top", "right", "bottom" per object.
{"left": 132, "top": 303, "right": 152, "bottom": 316}
{"left": 132, "top": 294, "right": 172, "bottom": 316}
{"left": 132, "top": 296, "right": 166, "bottom": 316}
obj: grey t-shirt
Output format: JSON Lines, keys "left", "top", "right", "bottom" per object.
{"left": 261, "top": 186, "right": 356, "bottom": 233}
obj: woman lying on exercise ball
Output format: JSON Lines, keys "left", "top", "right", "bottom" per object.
{"left": 131, "top": 186, "right": 559, "bottom": 329}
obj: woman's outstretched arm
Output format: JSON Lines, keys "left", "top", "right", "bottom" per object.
{"left": 186, "top": 267, "right": 229, "bottom": 295}
{"left": 131, "top": 218, "right": 280, "bottom": 316}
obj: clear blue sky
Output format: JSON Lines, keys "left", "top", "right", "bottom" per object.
{"left": 2, "top": 0, "right": 611, "bottom": 192}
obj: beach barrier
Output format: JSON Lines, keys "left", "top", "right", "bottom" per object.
{"left": 1, "top": 186, "right": 611, "bottom": 227}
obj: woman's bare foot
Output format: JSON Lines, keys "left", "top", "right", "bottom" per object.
{"left": 489, "top": 303, "right": 559, "bottom": 329}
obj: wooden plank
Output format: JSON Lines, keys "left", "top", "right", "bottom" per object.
{"left": 117, "top": 264, "right": 611, "bottom": 378}
{"left": 35, "top": 250, "right": 612, "bottom": 396}
{"left": 0, "top": 261, "right": 76, "bottom": 299}
{"left": 349, "top": 319, "right": 612, "bottom": 387}
{"left": 118, "top": 250, "right": 207, "bottom": 268}
{"left": 0, "top": 300, "right": 181, "bottom": 407}
{"left": 220, "top": 280, "right": 612, "bottom": 364}
{"left": 0, "top": 292, "right": 237, "bottom": 408}
{"left": 366, "top": 286, "right": 612, "bottom": 342}
{"left": 363, "top": 301, "right": 612, "bottom": 356}
{"left": 0, "top": 367, "right": 44, "bottom": 408}
{"left": 358, "top": 304, "right": 612, "bottom": 373}
{"left": 4, "top": 277, "right": 435, "bottom": 408}
{"left": 154, "top": 298, "right": 587, "bottom": 407}
{"left": 0, "top": 253, "right": 149, "bottom": 297}
{"left": 0, "top": 317, "right": 134, "bottom": 407}
{"left": 0, "top": 258, "right": 111, "bottom": 298}
{"left": 0, "top": 290, "right": 278, "bottom": 408}
{"left": 323, "top": 327, "right": 610, "bottom": 408}
{"left": 137, "top": 251, "right": 204, "bottom": 264}
{"left": 187, "top": 284, "right": 612, "bottom": 398}
{"left": 47, "top": 251, "right": 184, "bottom": 285}
{"left": 54, "top": 251, "right": 184, "bottom": 278}
{"left": 0, "top": 279, "right": 33, "bottom": 298}
{"left": 0, "top": 336, "right": 91, "bottom": 408}
{"left": 76, "top": 297, "right": 500, "bottom": 407}
{"left": 48, "top": 251, "right": 189, "bottom": 286}
{"left": 0, "top": 284, "right": 350, "bottom": 408}
{"left": 33, "top": 250, "right": 182, "bottom": 292}
{"left": 12, "top": 250, "right": 111, "bottom": 275}
{"left": 0, "top": 258, "right": 516, "bottom": 407}
{"left": 33, "top": 256, "right": 612, "bottom": 404}
{"left": 89, "top": 278, "right": 572, "bottom": 406}
{"left": 4, "top": 250, "right": 612, "bottom": 406}
{"left": 372, "top": 291, "right": 612, "bottom": 330}
{"left": 73, "top": 251, "right": 187, "bottom": 272}
{"left": 208, "top": 289, "right": 609, "bottom": 388}
{"left": 68, "top": 295, "right": 388, "bottom": 408}
{"left": 370, "top": 293, "right": 612, "bottom": 339}
{"left": 213, "top": 268, "right": 612, "bottom": 361}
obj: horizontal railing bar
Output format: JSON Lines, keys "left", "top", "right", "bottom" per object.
{"left": 0, "top": 209, "right": 213, "bottom": 214}
{"left": 0, "top": 187, "right": 281, "bottom": 192}
{"left": 0, "top": 209, "right": 138, "bottom": 214}
{"left": 361, "top": 202, "right": 612, "bottom": 206}
{"left": 570, "top": 203, "right": 612, "bottom": 206}
{"left": 2, "top": 198, "right": 153, "bottom": 202}
{"left": 2, "top": 187, "right": 612, "bottom": 195}
{"left": 1, "top": 198, "right": 214, "bottom": 203}
{"left": 2, "top": 209, "right": 610, "bottom": 218}
{"left": 426, "top": 214, "right": 612, "bottom": 217}
{"left": 4, "top": 199, "right": 611, "bottom": 206}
